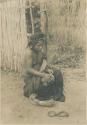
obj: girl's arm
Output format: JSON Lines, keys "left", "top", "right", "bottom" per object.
{"left": 22, "top": 49, "right": 45, "bottom": 78}
{"left": 27, "top": 67, "right": 45, "bottom": 77}
{"left": 40, "top": 59, "right": 47, "bottom": 72}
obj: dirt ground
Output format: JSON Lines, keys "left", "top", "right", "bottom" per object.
{"left": 0, "top": 66, "right": 86, "bottom": 124}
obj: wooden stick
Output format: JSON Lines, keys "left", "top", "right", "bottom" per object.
{"left": 29, "top": 0, "right": 34, "bottom": 35}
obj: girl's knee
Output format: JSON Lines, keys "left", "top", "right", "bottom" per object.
{"left": 54, "top": 69, "right": 62, "bottom": 76}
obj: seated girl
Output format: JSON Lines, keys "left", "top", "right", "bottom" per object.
{"left": 22, "top": 33, "right": 65, "bottom": 102}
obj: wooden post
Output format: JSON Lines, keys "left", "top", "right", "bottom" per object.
{"left": 40, "top": 1, "right": 48, "bottom": 51}
{"left": 29, "top": 0, "right": 34, "bottom": 34}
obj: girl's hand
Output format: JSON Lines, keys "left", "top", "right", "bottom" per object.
{"left": 47, "top": 69, "right": 53, "bottom": 74}
{"left": 41, "top": 73, "right": 54, "bottom": 83}
{"left": 49, "top": 74, "right": 55, "bottom": 82}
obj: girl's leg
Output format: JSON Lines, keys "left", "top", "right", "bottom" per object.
{"left": 23, "top": 77, "right": 33, "bottom": 98}
{"left": 53, "top": 69, "right": 65, "bottom": 102}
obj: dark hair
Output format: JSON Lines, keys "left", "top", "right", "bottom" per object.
{"left": 28, "top": 33, "right": 46, "bottom": 48}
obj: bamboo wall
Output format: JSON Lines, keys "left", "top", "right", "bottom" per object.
{"left": 0, "top": 0, "right": 27, "bottom": 72}
{"left": 0, "top": 0, "right": 86, "bottom": 72}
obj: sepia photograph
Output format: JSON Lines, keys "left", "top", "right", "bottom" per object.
{"left": 0, "top": 0, "right": 86, "bottom": 124}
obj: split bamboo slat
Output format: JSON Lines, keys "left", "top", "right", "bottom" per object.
{"left": 0, "top": 4, "right": 2, "bottom": 68}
